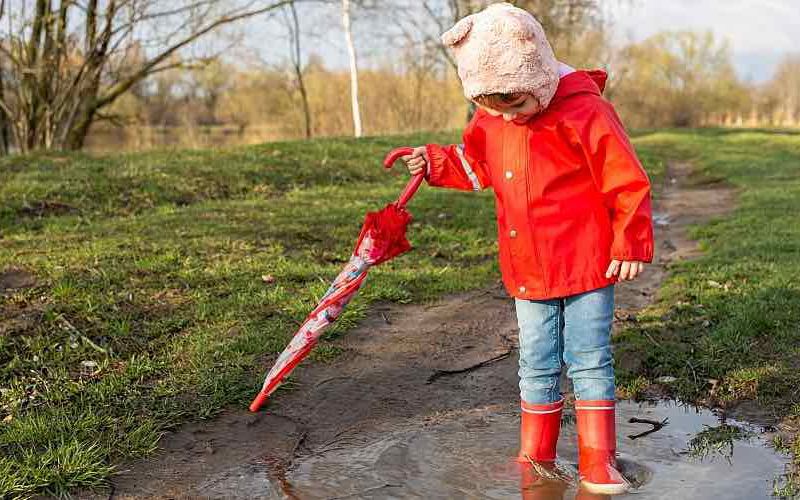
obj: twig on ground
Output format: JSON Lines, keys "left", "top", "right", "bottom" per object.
{"left": 641, "top": 330, "right": 662, "bottom": 348}
{"left": 628, "top": 417, "right": 669, "bottom": 440}
{"left": 314, "top": 376, "right": 349, "bottom": 389}
{"left": 329, "top": 483, "right": 402, "bottom": 499}
{"left": 57, "top": 314, "right": 109, "bottom": 354}
{"left": 426, "top": 349, "right": 512, "bottom": 384}
{"left": 290, "top": 431, "right": 308, "bottom": 459}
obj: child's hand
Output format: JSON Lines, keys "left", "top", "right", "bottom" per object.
{"left": 402, "top": 146, "right": 428, "bottom": 176}
{"left": 606, "top": 260, "right": 644, "bottom": 281}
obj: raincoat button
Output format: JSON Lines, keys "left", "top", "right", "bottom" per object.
{"left": 505, "top": 170, "right": 513, "bottom": 179}
{"left": 519, "top": 286, "right": 526, "bottom": 293}
{"left": 510, "top": 229, "right": 517, "bottom": 238}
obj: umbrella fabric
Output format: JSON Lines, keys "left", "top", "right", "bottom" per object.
{"left": 249, "top": 203, "right": 413, "bottom": 411}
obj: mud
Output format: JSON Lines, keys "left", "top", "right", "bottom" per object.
{"left": 0, "top": 268, "right": 38, "bottom": 291}
{"left": 101, "top": 163, "right": 783, "bottom": 499}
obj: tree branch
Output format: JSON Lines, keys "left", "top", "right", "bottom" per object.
{"left": 94, "top": 0, "right": 296, "bottom": 111}
{"left": 85, "top": 0, "right": 97, "bottom": 52}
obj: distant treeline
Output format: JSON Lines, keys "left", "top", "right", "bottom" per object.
{"left": 2, "top": 0, "right": 797, "bottom": 154}
{"left": 91, "top": 30, "right": 799, "bottom": 151}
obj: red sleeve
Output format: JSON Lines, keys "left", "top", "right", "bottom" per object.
{"left": 424, "top": 113, "right": 492, "bottom": 192}
{"left": 579, "top": 100, "right": 654, "bottom": 262}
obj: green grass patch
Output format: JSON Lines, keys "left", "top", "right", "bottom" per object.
{"left": 614, "top": 128, "right": 800, "bottom": 493}
{"left": 1, "top": 132, "right": 496, "bottom": 497}
{"left": 615, "top": 129, "right": 800, "bottom": 408}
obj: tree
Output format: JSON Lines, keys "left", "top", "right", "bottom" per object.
{"left": 761, "top": 55, "right": 800, "bottom": 126}
{"left": 612, "top": 31, "right": 749, "bottom": 128}
{"left": 341, "top": 0, "right": 362, "bottom": 137}
{"left": 0, "top": 0, "right": 296, "bottom": 153}
{"left": 0, "top": 0, "right": 10, "bottom": 154}
{"left": 283, "top": 0, "right": 312, "bottom": 138}
{"left": 394, "top": 0, "right": 603, "bottom": 122}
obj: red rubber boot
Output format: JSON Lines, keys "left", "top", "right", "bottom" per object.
{"left": 518, "top": 398, "right": 564, "bottom": 463}
{"left": 575, "top": 400, "right": 630, "bottom": 495}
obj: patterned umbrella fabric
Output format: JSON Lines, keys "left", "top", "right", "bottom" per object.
{"left": 250, "top": 148, "right": 420, "bottom": 412}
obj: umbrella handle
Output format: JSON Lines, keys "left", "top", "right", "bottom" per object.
{"left": 383, "top": 147, "right": 425, "bottom": 209}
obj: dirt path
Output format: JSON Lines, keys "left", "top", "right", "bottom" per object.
{"left": 106, "top": 163, "right": 737, "bottom": 499}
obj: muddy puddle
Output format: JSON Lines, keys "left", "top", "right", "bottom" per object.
{"left": 196, "top": 400, "right": 786, "bottom": 499}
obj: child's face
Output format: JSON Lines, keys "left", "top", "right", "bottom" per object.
{"left": 474, "top": 94, "right": 541, "bottom": 124}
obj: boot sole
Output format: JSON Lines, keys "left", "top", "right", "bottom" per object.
{"left": 580, "top": 479, "right": 630, "bottom": 495}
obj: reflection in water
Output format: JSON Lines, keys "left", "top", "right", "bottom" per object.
{"left": 686, "top": 423, "right": 755, "bottom": 463}
{"left": 203, "top": 400, "right": 787, "bottom": 499}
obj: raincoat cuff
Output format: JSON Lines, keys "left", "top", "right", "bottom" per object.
{"left": 424, "top": 144, "right": 448, "bottom": 187}
{"left": 611, "top": 244, "right": 653, "bottom": 263}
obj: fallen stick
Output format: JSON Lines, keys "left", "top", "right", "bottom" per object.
{"left": 426, "top": 350, "right": 512, "bottom": 384}
{"left": 330, "top": 483, "right": 402, "bottom": 499}
{"left": 628, "top": 417, "right": 669, "bottom": 440}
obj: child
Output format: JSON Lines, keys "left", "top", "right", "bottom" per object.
{"left": 402, "top": 3, "right": 653, "bottom": 495}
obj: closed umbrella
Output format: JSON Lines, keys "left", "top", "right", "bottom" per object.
{"left": 250, "top": 147, "right": 420, "bottom": 412}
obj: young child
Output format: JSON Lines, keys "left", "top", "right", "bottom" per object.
{"left": 402, "top": 3, "right": 653, "bottom": 495}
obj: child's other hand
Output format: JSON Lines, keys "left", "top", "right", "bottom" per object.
{"left": 402, "top": 146, "right": 428, "bottom": 176}
{"left": 606, "top": 260, "right": 644, "bottom": 281}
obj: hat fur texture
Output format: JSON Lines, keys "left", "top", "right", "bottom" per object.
{"left": 442, "top": 2, "right": 559, "bottom": 109}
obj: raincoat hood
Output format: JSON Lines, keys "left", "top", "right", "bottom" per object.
{"left": 549, "top": 69, "right": 608, "bottom": 107}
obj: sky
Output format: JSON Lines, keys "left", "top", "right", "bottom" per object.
{"left": 244, "top": 0, "right": 798, "bottom": 84}
{"left": 608, "top": 0, "right": 798, "bottom": 83}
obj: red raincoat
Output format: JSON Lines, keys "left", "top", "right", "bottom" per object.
{"left": 425, "top": 70, "right": 653, "bottom": 300}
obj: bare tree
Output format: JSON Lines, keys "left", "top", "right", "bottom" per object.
{"left": 0, "top": 0, "right": 296, "bottom": 154}
{"left": 414, "top": 1, "right": 487, "bottom": 73}
{"left": 341, "top": 0, "right": 362, "bottom": 137}
{"left": 0, "top": 0, "right": 10, "bottom": 154}
{"left": 389, "top": 0, "right": 603, "bottom": 122}
{"left": 398, "top": 1, "right": 602, "bottom": 72}
{"left": 764, "top": 54, "right": 800, "bottom": 126}
{"left": 283, "top": 0, "right": 312, "bottom": 138}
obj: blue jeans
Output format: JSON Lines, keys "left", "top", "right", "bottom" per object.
{"left": 515, "top": 285, "right": 615, "bottom": 403}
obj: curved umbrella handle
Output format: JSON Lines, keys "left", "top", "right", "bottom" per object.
{"left": 383, "top": 147, "right": 425, "bottom": 209}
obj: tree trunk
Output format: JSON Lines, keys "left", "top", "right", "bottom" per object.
{"left": 289, "top": 1, "right": 312, "bottom": 139}
{"left": 0, "top": 76, "right": 9, "bottom": 155}
{"left": 341, "top": 0, "right": 362, "bottom": 138}
{"left": 3, "top": 0, "right": 294, "bottom": 154}
{"left": 62, "top": 105, "right": 97, "bottom": 151}
{"left": 298, "top": 77, "right": 312, "bottom": 139}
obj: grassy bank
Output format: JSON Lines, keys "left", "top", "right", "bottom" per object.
{"left": 614, "top": 129, "right": 800, "bottom": 495}
{"left": 1, "top": 129, "right": 798, "bottom": 496}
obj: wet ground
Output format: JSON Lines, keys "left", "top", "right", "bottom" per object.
{"left": 248, "top": 400, "right": 784, "bottom": 499}
{"left": 101, "top": 165, "right": 792, "bottom": 499}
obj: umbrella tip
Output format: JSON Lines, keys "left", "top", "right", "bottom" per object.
{"left": 249, "top": 392, "right": 268, "bottom": 412}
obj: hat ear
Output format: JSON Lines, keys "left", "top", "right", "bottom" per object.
{"left": 495, "top": 10, "right": 536, "bottom": 41}
{"left": 441, "top": 16, "right": 474, "bottom": 47}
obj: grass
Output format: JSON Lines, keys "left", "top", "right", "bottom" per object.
{"left": 1, "top": 128, "right": 799, "bottom": 497}
{"left": 613, "top": 129, "right": 800, "bottom": 496}
{"left": 614, "top": 129, "right": 800, "bottom": 408}
{"left": 0, "top": 132, "right": 500, "bottom": 498}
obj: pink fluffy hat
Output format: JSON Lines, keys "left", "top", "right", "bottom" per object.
{"left": 442, "top": 2, "right": 559, "bottom": 109}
